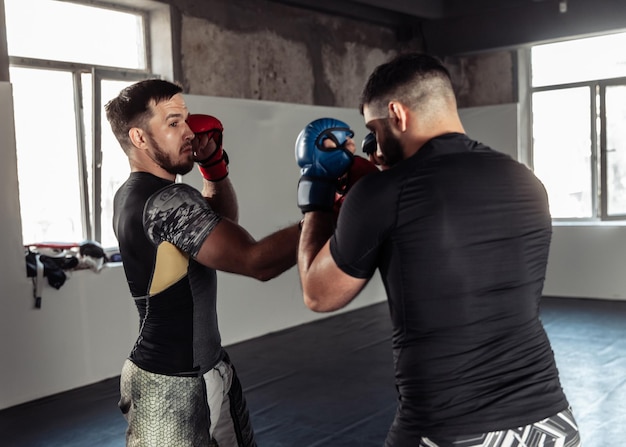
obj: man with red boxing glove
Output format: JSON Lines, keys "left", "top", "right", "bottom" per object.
{"left": 105, "top": 79, "right": 300, "bottom": 447}
{"left": 295, "top": 54, "right": 580, "bottom": 447}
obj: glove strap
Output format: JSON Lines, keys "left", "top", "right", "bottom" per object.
{"left": 298, "top": 176, "right": 336, "bottom": 213}
{"left": 198, "top": 147, "right": 229, "bottom": 181}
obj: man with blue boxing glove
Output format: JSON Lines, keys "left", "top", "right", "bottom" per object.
{"left": 294, "top": 53, "right": 579, "bottom": 447}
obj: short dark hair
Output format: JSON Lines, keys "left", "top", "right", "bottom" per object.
{"left": 359, "top": 53, "right": 453, "bottom": 116}
{"left": 105, "top": 78, "right": 183, "bottom": 153}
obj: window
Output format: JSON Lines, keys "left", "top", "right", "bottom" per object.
{"left": 530, "top": 32, "right": 626, "bottom": 220}
{"left": 5, "top": 0, "right": 157, "bottom": 247}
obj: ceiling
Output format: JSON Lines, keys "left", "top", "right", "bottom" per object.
{"left": 272, "top": 0, "right": 626, "bottom": 56}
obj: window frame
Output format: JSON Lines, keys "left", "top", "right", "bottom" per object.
{"left": 92, "top": 68, "right": 155, "bottom": 241}
{"left": 527, "top": 46, "right": 626, "bottom": 222}
{"left": 7, "top": 0, "right": 158, "bottom": 245}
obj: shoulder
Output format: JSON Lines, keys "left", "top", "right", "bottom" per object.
{"left": 143, "top": 182, "right": 216, "bottom": 236}
{"left": 143, "top": 182, "right": 222, "bottom": 254}
{"left": 342, "top": 167, "right": 404, "bottom": 225}
{"left": 145, "top": 183, "right": 206, "bottom": 215}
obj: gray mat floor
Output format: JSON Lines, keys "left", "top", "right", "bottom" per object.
{"left": 0, "top": 296, "right": 624, "bottom": 447}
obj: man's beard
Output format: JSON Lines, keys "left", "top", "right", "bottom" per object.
{"left": 379, "top": 121, "right": 404, "bottom": 167}
{"left": 147, "top": 132, "right": 194, "bottom": 176}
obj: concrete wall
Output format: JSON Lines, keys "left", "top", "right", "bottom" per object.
{"left": 170, "top": 0, "right": 423, "bottom": 107}
{"left": 168, "top": 0, "right": 518, "bottom": 109}
{"left": 0, "top": 0, "right": 513, "bottom": 108}
{"left": 446, "top": 51, "right": 517, "bottom": 108}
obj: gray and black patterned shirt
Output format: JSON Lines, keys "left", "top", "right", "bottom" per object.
{"left": 113, "top": 172, "right": 223, "bottom": 376}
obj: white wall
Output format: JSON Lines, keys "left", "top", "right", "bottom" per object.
{"left": 544, "top": 223, "right": 626, "bottom": 300}
{"left": 1, "top": 88, "right": 625, "bottom": 411}
{"left": 459, "top": 104, "right": 519, "bottom": 160}
{"left": 459, "top": 104, "right": 626, "bottom": 301}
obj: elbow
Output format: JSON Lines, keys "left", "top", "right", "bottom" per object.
{"left": 248, "top": 261, "right": 287, "bottom": 282}
{"left": 252, "top": 270, "right": 275, "bottom": 282}
{"left": 304, "top": 296, "right": 323, "bottom": 312}
{"left": 303, "top": 292, "right": 335, "bottom": 313}
{"left": 247, "top": 253, "right": 295, "bottom": 282}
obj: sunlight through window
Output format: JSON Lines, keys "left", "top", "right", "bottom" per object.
{"left": 6, "top": 0, "right": 151, "bottom": 246}
{"left": 531, "top": 32, "right": 626, "bottom": 220}
{"left": 5, "top": 0, "right": 145, "bottom": 69}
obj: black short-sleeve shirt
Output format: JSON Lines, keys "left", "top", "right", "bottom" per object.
{"left": 330, "top": 133, "right": 568, "bottom": 437}
{"left": 113, "top": 172, "right": 223, "bottom": 376}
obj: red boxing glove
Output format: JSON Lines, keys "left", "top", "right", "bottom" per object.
{"left": 333, "top": 156, "right": 379, "bottom": 219}
{"left": 186, "top": 114, "right": 229, "bottom": 181}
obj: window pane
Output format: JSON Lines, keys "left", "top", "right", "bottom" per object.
{"left": 82, "top": 74, "right": 142, "bottom": 248}
{"left": 606, "top": 85, "right": 626, "bottom": 216}
{"left": 81, "top": 73, "right": 94, "bottom": 238}
{"left": 5, "top": 0, "right": 145, "bottom": 69}
{"left": 532, "top": 32, "right": 626, "bottom": 87}
{"left": 532, "top": 87, "right": 592, "bottom": 218}
{"left": 100, "top": 80, "right": 134, "bottom": 248}
{"left": 82, "top": 77, "right": 141, "bottom": 248}
{"left": 10, "top": 67, "right": 84, "bottom": 244}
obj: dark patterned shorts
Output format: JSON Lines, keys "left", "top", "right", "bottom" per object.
{"left": 414, "top": 407, "right": 581, "bottom": 447}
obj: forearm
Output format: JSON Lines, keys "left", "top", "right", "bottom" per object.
{"left": 297, "top": 211, "right": 335, "bottom": 284}
{"left": 294, "top": 117, "right": 367, "bottom": 311}
{"left": 201, "top": 177, "right": 239, "bottom": 223}
{"left": 195, "top": 219, "right": 300, "bottom": 281}
{"left": 250, "top": 223, "right": 301, "bottom": 281}
{"left": 298, "top": 212, "right": 366, "bottom": 312}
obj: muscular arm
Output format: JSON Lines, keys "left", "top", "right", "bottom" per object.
{"left": 195, "top": 219, "right": 300, "bottom": 282}
{"left": 146, "top": 182, "right": 297, "bottom": 282}
{"left": 297, "top": 211, "right": 368, "bottom": 312}
{"left": 201, "top": 177, "right": 239, "bottom": 223}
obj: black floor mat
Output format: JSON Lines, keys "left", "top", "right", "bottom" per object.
{"left": 0, "top": 296, "right": 624, "bottom": 447}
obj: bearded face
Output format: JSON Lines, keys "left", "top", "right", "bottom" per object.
{"left": 146, "top": 130, "right": 195, "bottom": 176}
{"left": 377, "top": 119, "right": 404, "bottom": 168}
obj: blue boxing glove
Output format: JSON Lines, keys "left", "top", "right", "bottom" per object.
{"left": 295, "top": 118, "right": 354, "bottom": 213}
